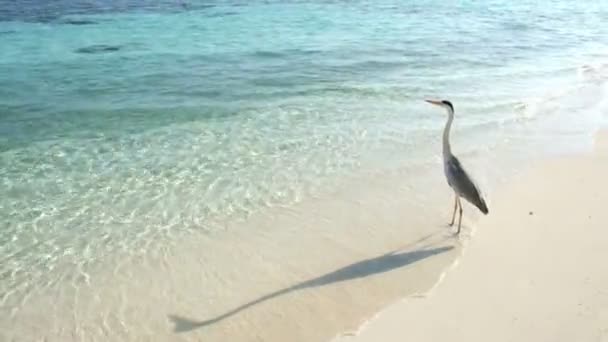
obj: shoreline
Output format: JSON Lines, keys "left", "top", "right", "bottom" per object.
{"left": 333, "top": 130, "right": 608, "bottom": 342}
{"left": 1, "top": 122, "right": 602, "bottom": 342}
{"left": 1, "top": 157, "right": 463, "bottom": 341}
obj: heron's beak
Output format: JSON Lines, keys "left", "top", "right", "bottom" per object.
{"left": 425, "top": 99, "right": 442, "bottom": 106}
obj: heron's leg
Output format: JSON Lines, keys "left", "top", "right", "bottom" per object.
{"left": 449, "top": 193, "right": 458, "bottom": 226}
{"left": 456, "top": 197, "right": 463, "bottom": 234}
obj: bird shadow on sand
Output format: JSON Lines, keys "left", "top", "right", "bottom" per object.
{"left": 168, "top": 243, "right": 454, "bottom": 333}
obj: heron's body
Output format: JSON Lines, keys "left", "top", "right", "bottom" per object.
{"left": 445, "top": 155, "right": 488, "bottom": 215}
{"left": 427, "top": 99, "right": 488, "bottom": 233}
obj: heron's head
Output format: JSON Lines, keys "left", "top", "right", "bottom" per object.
{"left": 425, "top": 99, "right": 454, "bottom": 113}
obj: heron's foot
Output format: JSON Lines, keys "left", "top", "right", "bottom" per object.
{"left": 443, "top": 227, "right": 458, "bottom": 239}
{"left": 446, "top": 223, "right": 461, "bottom": 235}
{"left": 454, "top": 223, "right": 463, "bottom": 235}
{"left": 447, "top": 228, "right": 460, "bottom": 237}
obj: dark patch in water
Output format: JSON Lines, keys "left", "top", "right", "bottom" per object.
{"left": 206, "top": 11, "right": 238, "bottom": 18}
{"left": 60, "top": 19, "right": 98, "bottom": 25}
{"left": 0, "top": 1, "right": 247, "bottom": 23}
{"left": 0, "top": 1, "right": 219, "bottom": 23}
{"left": 32, "top": 14, "right": 61, "bottom": 23}
{"left": 253, "top": 50, "right": 284, "bottom": 58}
{"left": 75, "top": 44, "right": 122, "bottom": 54}
{"left": 251, "top": 48, "right": 320, "bottom": 59}
{"left": 0, "top": 30, "right": 17, "bottom": 35}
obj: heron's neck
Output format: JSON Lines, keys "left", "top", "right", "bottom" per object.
{"left": 442, "top": 109, "right": 454, "bottom": 158}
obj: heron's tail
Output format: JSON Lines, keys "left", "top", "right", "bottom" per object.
{"left": 478, "top": 197, "right": 489, "bottom": 215}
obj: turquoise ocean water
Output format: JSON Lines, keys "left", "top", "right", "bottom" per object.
{"left": 1, "top": 1, "right": 608, "bottom": 340}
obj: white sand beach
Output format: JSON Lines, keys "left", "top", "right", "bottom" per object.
{"left": 334, "top": 132, "right": 608, "bottom": 342}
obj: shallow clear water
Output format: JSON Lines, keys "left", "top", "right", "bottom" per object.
{"left": 1, "top": 1, "right": 608, "bottom": 340}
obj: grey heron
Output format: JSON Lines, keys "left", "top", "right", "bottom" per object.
{"left": 425, "top": 99, "right": 489, "bottom": 234}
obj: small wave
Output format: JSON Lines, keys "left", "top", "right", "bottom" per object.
{"left": 514, "top": 64, "right": 608, "bottom": 121}
{"left": 578, "top": 62, "right": 608, "bottom": 82}
{"left": 239, "top": 82, "right": 413, "bottom": 102}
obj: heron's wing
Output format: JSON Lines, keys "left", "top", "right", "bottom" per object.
{"left": 446, "top": 156, "right": 489, "bottom": 214}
